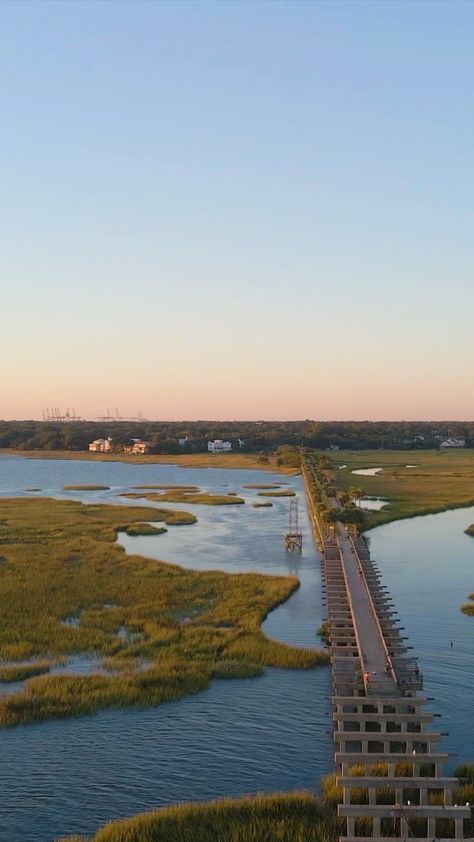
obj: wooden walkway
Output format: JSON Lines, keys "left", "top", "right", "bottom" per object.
{"left": 302, "top": 464, "right": 471, "bottom": 842}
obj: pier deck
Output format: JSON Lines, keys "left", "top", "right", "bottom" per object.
{"left": 302, "top": 458, "right": 472, "bottom": 842}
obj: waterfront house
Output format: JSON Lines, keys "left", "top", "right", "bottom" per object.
{"left": 208, "top": 440, "right": 232, "bottom": 453}
{"left": 123, "top": 438, "right": 152, "bottom": 455}
{"left": 88, "top": 437, "right": 112, "bottom": 453}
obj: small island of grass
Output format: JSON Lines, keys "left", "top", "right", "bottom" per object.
{"left": 63, "top": 484, "right": 111, "bottom": 491}
{"left": 121, "top": 491, "right": 245, "bottom": 506}
{"left": 465, "top": 524, "right": 474, "bottom": 536}
{"left": 253, "top": 501, "right": 273, "bottom": 508}
{"left": 257, "top": 489, "right": 296, "bottom": 498}
{"left": 243, "top": 483, "right": 281, "bottom": 489}
{"left": 0, "top": 661, "right": 52, "bottom": 682}
{"left": 123, "top": 524, "right": 168, "bottom": 537}
{"left": 131, "top": 484, "right": 199, "bottom": 491}
{"left": 461, "top": 593, "right": 474, "bottom": 616}
{"left": 212, "top": 660, "right": 263, "bottom": 679}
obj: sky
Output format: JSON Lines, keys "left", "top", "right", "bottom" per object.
{"left": 1, "top": 0, "right": 473, "bottom": 421}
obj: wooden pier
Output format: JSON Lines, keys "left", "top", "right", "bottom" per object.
{"left": 302, "top": 461, "right": 472, "bottom": 842}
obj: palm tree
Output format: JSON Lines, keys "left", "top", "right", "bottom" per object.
{"left": 321, "top": 508, "right": 338, "bottom": 536}
{"left": 337, "top": 491, "right": 350, "bottom": 507}
{"left": 342, "top": 507, "right": 365, "bottom": 535}
{"left": 348, "top": 486, "right": 364, "bottom": 507}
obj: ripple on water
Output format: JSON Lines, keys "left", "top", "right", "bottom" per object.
{"left": 0, "top": 459, "right": 332, "bottom": 842}
{"left": 360, "top": 497, "right": 389, "bottom": 511}
{"left": 1, "top": 457, "right": 473, "bottom": 837}
{"left": 0, "top": 667, "right": 332, "bottom": 842}
{"left": 368, "top": 504, "right": 474, "bottom": 769}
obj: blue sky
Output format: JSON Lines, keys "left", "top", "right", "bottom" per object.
{"left": 1, "top": 0, "right": 473, "bottom": 420}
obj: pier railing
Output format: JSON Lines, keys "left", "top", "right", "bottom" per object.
{"left": 301, "top": 456, "right": 470, "bottom": 842}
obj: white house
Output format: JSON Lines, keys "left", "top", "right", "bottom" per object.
{"left": 208, "top": 439, "right": 232, "bottom": 453}
{"left": 123, "top": 438, "right": 152, "bottom": 455}
{"left": 440, "top": 438, "right": 466, "bottom": 448}
{"left": 89, "top": 437, "right": 112, "bottom": 453}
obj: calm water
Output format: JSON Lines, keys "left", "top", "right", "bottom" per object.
{"left": 360, "top": 497, "right": 388, "bottom": 511}
{"left": 367, "top": 507, "right": 474, "bottom": 766}
{"left": 0, "top": 456, "right": 331, "bottom": 842}
{"left": 0, "top": 456, "right": 473, "bottom": 840}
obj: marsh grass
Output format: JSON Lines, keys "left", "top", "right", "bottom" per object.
{"left": 120, "top": 491, "right": 245, "bottom": 505}
{"left": 0, "top": 660, "right": 52, "bottom": 681}
{"left": 0, "top": 497, "right": 327, "bottom": 725}
{"left": 456, "top": 764, "right": 474, "bottom": 783}
{"left": 58, "top": 791, "right": 343, "bottom": 842}
{"left": 253, "top": 502, "right": 273, "bottom": 508}
{"left": 317, "top": 622, "right": 330, "bottom": 645}
{"left": 9, "top": 449, "right": 299, "bottom": 474}
{"left": 123, "top": 524, "right": 167, "bottom": 537}
{"left": 56, "top": 762, "right": 474, "bottom": 842}
{"left": 131, "top": 485, "right": 199, "bottom": 491}
{"left": 63, "top": 485, "right": 111, "bottom": 491}
{"left": 326, "top": 449, "right": 474, "bottom": 615}
{"left": 327, "top": 449, "right": 474, "bottom": 529}
{"left": 243, "top": 484, "right": 281, "bottom": 489}
{"left": 461, "top": 595, "right": 474, "bottom": 616}
{"left": 212, "top": 660, "right": 263, "bottom": 679}
{"left": 257, "top": 490, "right": 296, "bottom": 498}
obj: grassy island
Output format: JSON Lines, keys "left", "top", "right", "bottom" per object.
{"left": 120, "top": 491, "right": 245, "bottom": 505}
{"left": 123, "top": 524, "right": 168, "bottom": 537}
{"left": 243, "top": 483, "right": 281, "bottom": 489}
{"left": 461, "top": 593, "right": 474, "bottom": 616}
{"left": 131, "top": 484, "right": 200, "bottom": 491}
{"left": 63, "top": 484, "right": 111, "bottom": 491}
{"left": 257, "top": 490, "right": 296, "bottom": 498}
{"left": 465, "top": 524, "right": 474, "bottom": 536}
{"left": 0, "top": 497, "right": 327, "bottom": 727}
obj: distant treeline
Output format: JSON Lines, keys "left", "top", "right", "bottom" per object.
{"left": 0, "top": 420, "right": 473, "bottom": 454}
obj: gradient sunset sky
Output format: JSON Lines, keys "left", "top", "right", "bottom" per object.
{"left": 2, "top": 0, "right": 473, "bottom": 421}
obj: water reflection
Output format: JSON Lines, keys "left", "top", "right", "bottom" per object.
{"left": 0, "top": 457, "right": 331, "bottom": 842}
{"left": 368, "top": 505, "right": 474, "bottom": 769}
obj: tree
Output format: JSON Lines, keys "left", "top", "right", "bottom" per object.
{"left": 337, "top": 491, "right": 350, "bottom": 507}
{"left": 321, "top": 508, "right": 338, "bottom": 536}
{"left": 348, "top": 486, "right": 364, "bottom": 507}
{"left": 341, "top": 508, "right": 365, "bottom": 535}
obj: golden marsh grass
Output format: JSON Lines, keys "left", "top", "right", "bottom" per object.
{"left": 0, "top": 497, "right": 327, "bottom": 726}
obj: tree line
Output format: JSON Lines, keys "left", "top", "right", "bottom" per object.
{"left": 0, "top": 419, "right": 473, "bottom": 454}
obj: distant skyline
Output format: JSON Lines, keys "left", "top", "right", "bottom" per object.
{"left": 1, "top": 0, "right": 473, "bottom": 422}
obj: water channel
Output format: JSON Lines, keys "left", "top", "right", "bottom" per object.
{"left": 0, "top": 456, "right": 472, "bottom": 841}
